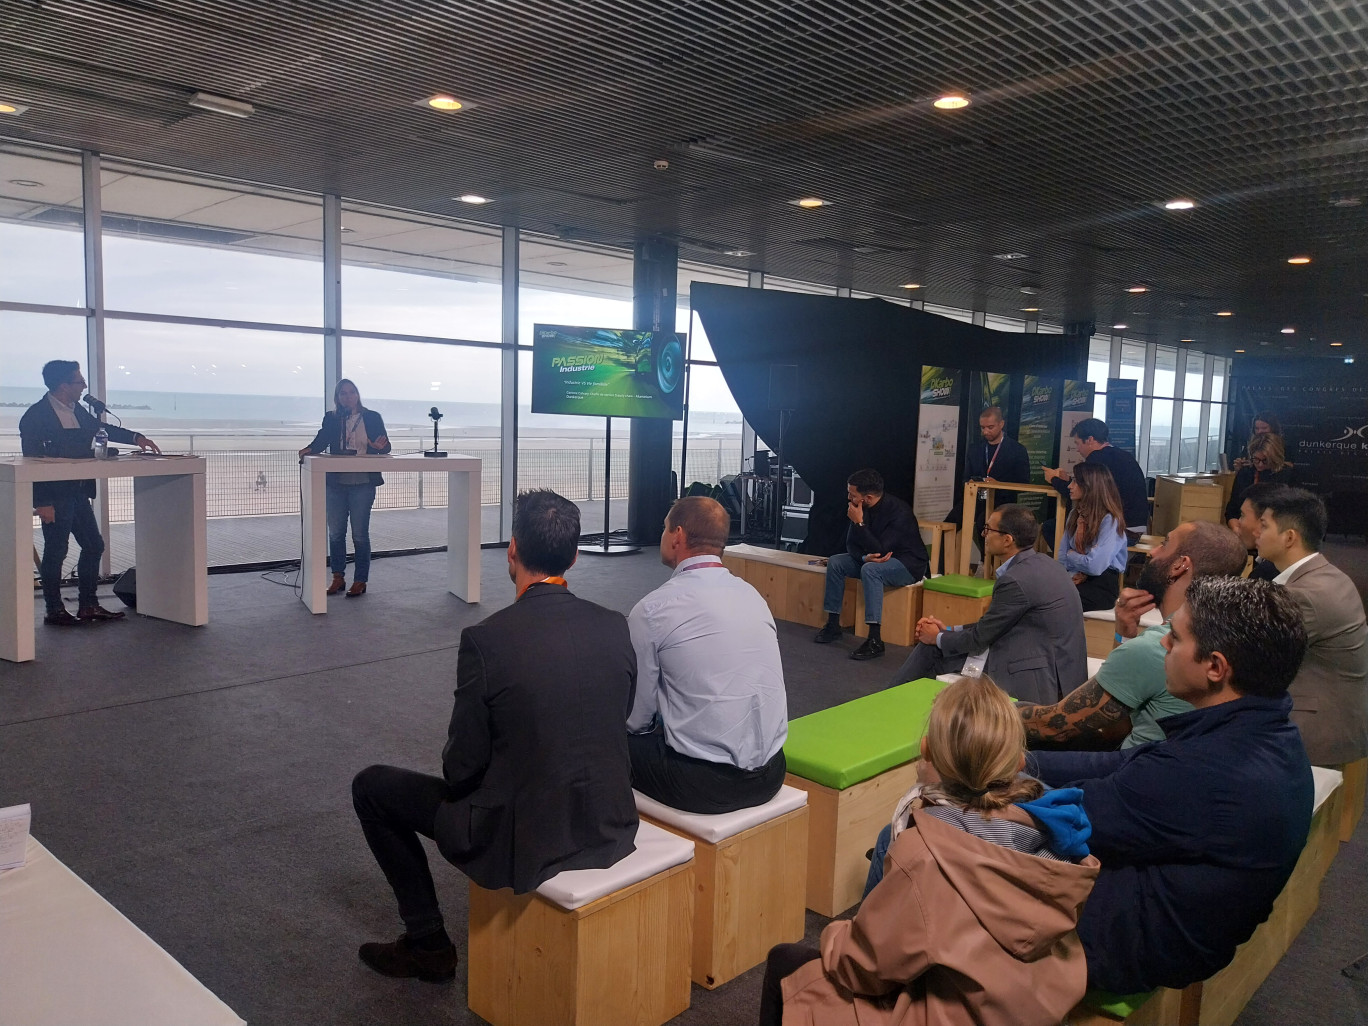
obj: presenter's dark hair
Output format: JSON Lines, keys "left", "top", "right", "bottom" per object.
{"left": 1240, "top": 481, "right": 1282, "bottom": 517}
{"left": 847, "top": 469, "right": 884, "bottom": 496}
{"left": 512, "top": 489, "right": 581, "bottom": 576}
{"left": 1070, "top": 417, "right": 1109, "bottom": 444}
{"left": 666, "top": 496, "right": 729, "bottom": 553}
{"left": 1260, "top": 487, "right": 1327, "bottom": 552}
{"left": 993, "top": 504, "right": 1039, "bottom": 549}
{"left": 42, "top": 360, "right": 80, "bottom": 391}
{"left": 333, "top": 377, "right": 366, "bottom": 414}
{"left": 1183, "top": 576, "right": 1306, "bottom": 698}
{"left": 1252, "top": 411, "right": 1282, "bottom": 435}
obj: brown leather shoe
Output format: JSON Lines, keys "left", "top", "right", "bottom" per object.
{"left": 346, "top": 581, "right": 367, "bottom": 597}
{"left": 77, "top": 604, "right": 125, "bottom": 622}
{"left": 326, "top": 573, "right": 346, "bottom": 595}
{"left": 44, "top": 608, "right": 81, "bottom": 626}
{"left": 358, "top": 933, "right": 456, "bottom": 982}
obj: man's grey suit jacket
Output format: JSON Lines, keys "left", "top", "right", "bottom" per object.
{"left": 1283, "top": 553, "right": 1368, "bottom": 766}
{"left": 938, "top": 548, "right": 1089, "bottom": 704}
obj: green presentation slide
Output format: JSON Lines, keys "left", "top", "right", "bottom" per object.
{"left": 531, "top": 325, "right": 685, "bottom": 420}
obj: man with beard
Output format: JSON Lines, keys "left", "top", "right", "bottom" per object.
{"left": 1017, "top": 521, "right": 1247, "bottom": 749}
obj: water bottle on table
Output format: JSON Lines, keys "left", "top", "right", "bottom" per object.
{"left": 93, "top": 426, "right": 109, "bottom": 459}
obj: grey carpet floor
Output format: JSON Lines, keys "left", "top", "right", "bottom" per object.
{"left": 1, "top": 543, "right": 1365, "bottom": 1025}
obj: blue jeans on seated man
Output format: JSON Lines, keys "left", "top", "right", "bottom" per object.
{"left": 864, "top": 822, "right": 894, "bottom": 897}
{"left": 327, "top": 482, "right": 376, "bottom": 582}
{"left": 39, "top": 495, "right": 104, "bottom": 613}
{"left": 822, "top": 553, "right": 917, "bottom": 624}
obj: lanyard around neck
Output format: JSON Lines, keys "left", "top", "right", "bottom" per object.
{"left": 518, "top": 576, "right": 568, "bottom": 599}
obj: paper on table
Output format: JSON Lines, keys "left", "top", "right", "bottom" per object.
{"left": 0, "top": 803, "right": 31, "bottom": 870}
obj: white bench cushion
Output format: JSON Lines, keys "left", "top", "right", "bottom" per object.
{"left": 1311, "top": 765, "right": 1343, "bottom": 815}
{"left": 1087, "top": 656, "right": 1105, "bottom": 677}
{"left": 634, "top": 785, "right": 808, "bottom": 844}
{"left": 535, "top": 820, "right": 694, "bottom": 911}
{"left": 1084, "top": 608, "right": 1165, "bottom": 628}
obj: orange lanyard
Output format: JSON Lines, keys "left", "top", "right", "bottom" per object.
{"left": 518, "top": 576, "right": 567, "bottom": 600}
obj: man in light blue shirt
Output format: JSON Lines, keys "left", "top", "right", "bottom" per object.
{"left": 627, "top": 497, "right": 789, "bottom": 814}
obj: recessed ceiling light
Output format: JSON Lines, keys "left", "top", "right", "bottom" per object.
{"left": 0, "top": 100, "right": 29, "bottom": 115}
{"left": 1281, "top": 327, "right": 1296, "bottom": 334}
{"left": 188, "top": 91, "right": 254, "bottom": 118}
{"left": 1126, "top": 286, "right": 1149, "bottom": 293}
{"left": 1113, "top": 323, "right": 1128, "bottom": 330}
{"left": 547, "top": 261, "right": 567, "bottom": 267}
{"left": 456, "top": 194, "right": 491, "bottom": 204}
{"left": 723, "top": 248, "right": 754, "bottom": 258}
{"left": 339, "top": 226, "right": 354, "bottom": 232}
{"left": 934, "top": 94, "right": 971, "bottom": 110}
{"left": 1180, "top": 338, "right": 1195, "bottom": 343}
{"left": 995, "top": 252, "right": 1029, "bottom": 261}
{"left": 1331, "top": 342, "right": 1344, "bottom": 347}
{"left": 1287, "top": 255, "right": 1311, "bottom": 265}
{"left": 790, "top": 197, "right": 828, "bottom": 208}
{"left": 425, "top": 94, "right": 464, "bottom": 111}
{"left": 901, "top": 283, "right": 922, "bottom": 289}
{"left": 1235, "top": 348, "right": 1246, "bottom": 353}
{"left": 1020, "top": 307, "right": 1040, "bottom": 313}
{"left": 1164, "top": 199, "right": 1196, "bottom": 210}
{"left": 1346, "top": 357, "right": 1357, "bottom": 364}
{"left": 1019, "top": 286, "right": 1040, "bottom": 295}
{"left": 1215, "top": 310, "right": 1233, "bottom": 317}
{"left": 1331, "top": 196, "right": 1362, "bottom": 208}
{"left": 8, "top": 178, "right": 42, "bottom": 187}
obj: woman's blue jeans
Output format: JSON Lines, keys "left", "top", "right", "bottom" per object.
{"left": 326, "top": 482, "right": 376, "bottom": 582}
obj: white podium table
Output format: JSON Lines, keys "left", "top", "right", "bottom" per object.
{"left": 0, "top": 455, "right": 209, "bottom": 663}
{"left": 0, "top": 836, "right": 246, "bottom": 1026}
{"left": 300, "top": 453, "right": 482, "bottom": 613}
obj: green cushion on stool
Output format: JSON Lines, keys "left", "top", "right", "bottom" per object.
{"left": 1081, "top": 988, "right": 1156, "bottom": 1018}
{"left": 922, "top": 574, "right": 995, "bottom": 598}
{"left": 784, "top": 679, "right": 948, "bottom": 789}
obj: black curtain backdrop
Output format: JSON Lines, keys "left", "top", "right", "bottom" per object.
{"left": 693, "top": 284, "right": 1086, "bottom": 555}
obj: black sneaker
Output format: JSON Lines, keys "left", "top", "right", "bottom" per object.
{"left": 358, "top": 933, "right": 456, "bottom": 983}
{"left": 850, "top": 637, "right": 885, "bottom": 660}
{"left": 813, "top": 622, "right": 843, "bottom": 644}
{"left": 43, "top": 608, "right": 81, "bottom": 627}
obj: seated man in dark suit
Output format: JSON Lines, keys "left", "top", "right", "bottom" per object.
{"left": 813, "top": 468, "right": 930, "bottom": 661}
{"left": 1230, "top": 481, "right": 1283, "bottom": 581}
{"left": 351, "top": 490, "right": 638, "bottom": 982}
{"left": 1031, "top": 577, "right": 1313, "bottom": 995}
{"left": 945, "top": 405, "right": 1032, "bottom": 546}
{"left": 1043, "top": 417, "right": 1150, "bottom": 544}
{"left": 889, "top": 504, "right": 1088, "bottom": 704}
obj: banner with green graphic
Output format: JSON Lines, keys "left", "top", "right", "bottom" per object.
{"left": 915, "top": 366, "right": 963, "bottom": 519}
{"left": 1018, "top": 376, "right": 1061, "bottom": 516}
{"left": 973, "top": 371, "right": 1012, "bottom": 418}
{"left": 1059, "top": 380, "right": 1096, "bottom": 478}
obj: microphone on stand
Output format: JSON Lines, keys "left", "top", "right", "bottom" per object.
{"left": 424, "top": 406, "right": 447, "bottom": 457}
{"left": 83, "top": 394, "right": 123, "bottom": 426}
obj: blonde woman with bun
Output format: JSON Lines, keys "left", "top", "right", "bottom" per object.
{"left": 759, "top": 676, "right": 1099, "bottom": 1026}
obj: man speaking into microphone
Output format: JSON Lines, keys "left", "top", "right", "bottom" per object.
{"left": 19, "top": 360, "right": 161, "bottom": 626}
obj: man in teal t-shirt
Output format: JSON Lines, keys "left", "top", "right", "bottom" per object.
{"left": 1019, "top": 522, "right": 1247, "bottom": 749}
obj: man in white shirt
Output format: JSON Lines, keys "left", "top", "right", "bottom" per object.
{"left": 627, "top": 497, "right": 789, "bottom": 813}
{"left": 1256, "top": 487, "right": 1368, "bottom": 765}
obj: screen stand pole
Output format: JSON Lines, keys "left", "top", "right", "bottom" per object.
{"left": 580, "top": 415, "right": 639, "bottom": 556}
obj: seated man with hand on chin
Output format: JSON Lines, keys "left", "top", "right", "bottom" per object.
{"left": 813, "top": 468, "right": 930, "bottom": 661}
{"left": 627, "top": 497, "right": 788, "bottom": 814}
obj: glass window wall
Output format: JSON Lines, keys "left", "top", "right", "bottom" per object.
{"left": 0, "top": 145, "right": 85, "bottom": 308}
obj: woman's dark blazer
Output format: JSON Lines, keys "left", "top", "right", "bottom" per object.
{"left": 305, "top": 408, "right": 391, "bottom": 486}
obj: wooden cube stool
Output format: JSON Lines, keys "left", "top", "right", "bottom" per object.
{"left": 1082, "top": 608, "right": 1166, "bottom": 660}
{"left": 854, "top": 582, "right": 924, "bottom": 646}
{"left": 636, "top": 785, "right": 809, "bottom": 988}
{"left": 467, "top": 821, "right": 695, "bottom": 1026}
{"left": 1336, "top": 757, "right": 1366, "bottom": 842}
{"left": 921, "top": 574, "right": 994, "bottom": 627}
{"left": 783, "top": 679, "right": 949, "bottom": 916}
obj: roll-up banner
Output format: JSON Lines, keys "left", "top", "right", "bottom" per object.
{"left": 1018, "top": 376, "right": 1061, "bottom": 518}
{"left": 1059, "top": 380, "right": 1097, "bottom": 478}
{"left": 1106, "top": 378, "right": 1138, "bottom": 454}
{"left": 915, "top": 366, "right": 964, "bottom": 519}
{"left": 973, "top": 371, "right": 1012, "bottom": 417}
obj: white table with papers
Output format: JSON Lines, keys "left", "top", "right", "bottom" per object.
{"left": 0, "top": 455, "right": 209, "bottom": 663}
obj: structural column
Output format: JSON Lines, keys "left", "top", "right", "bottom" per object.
{"left": 82, "top": 151, "right": 110, "bottom": 575}
{"left": 500, "top": 226, "right": 519, "bottom": 540}
{"left": 322, "top": 194, "right": 342, "bottom": 401}
{"left": 627, "top": 236, "right": 678, "bottom": 543}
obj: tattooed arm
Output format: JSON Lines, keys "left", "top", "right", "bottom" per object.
{"left": 1017, "top": 678, "right": 1133, "bottom": 750}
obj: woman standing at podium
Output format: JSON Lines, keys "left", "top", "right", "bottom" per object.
{"left": 1059, "top": 462, "right": 1129, "bottom": 612}
{"left": 299, "top": 379, "right": 390, "bottom": 597}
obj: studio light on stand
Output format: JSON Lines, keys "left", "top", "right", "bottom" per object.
{"left": 424, "top": 406, "right": 447, "bottom": 457}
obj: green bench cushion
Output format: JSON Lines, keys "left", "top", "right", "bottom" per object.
{"left": 923, "top": 574, "right": 995, "bottom": 598}
{"left": 784, "top": 679, "right": 948, "bottom": 790}
{"left": 1081, "top": 988, "right": 1156, "bottom": 1018}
